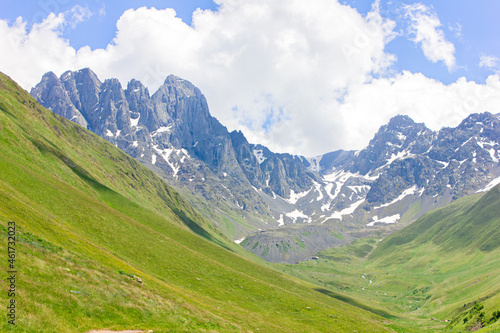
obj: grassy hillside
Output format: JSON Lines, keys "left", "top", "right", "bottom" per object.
{"left": 0, "top": 72, "right": 408, "bottom": 332}
{"left": 279, "top": 185, "right": 500, "bottom": 332}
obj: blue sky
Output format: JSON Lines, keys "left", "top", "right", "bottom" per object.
{"left": 345, "top": 0, "right": 500, "bottom": 84}
{"left": 1, "top": 0, "right": 500, "bottom": 155}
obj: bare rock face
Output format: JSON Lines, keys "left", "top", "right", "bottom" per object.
{"left": 31, "top": 71, "right": 88, "bottom": 129}
{"left": 32, "top": 68, "right": 500, "bottom": 263}
{"left": 31, "top": 68, "right": 319, "bottom": 240}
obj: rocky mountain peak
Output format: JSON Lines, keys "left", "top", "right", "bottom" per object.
{"left": 30, "top": 71, "right": 89, "bottom": 129}
{"left": 386, "top": 114, "right": 416, "bottom": 131}
{"left": 30, "top": 71, "right": 61, "bottom": 104}
{"left": 126, "top": 79, "right": 150, "bottom": 98}
{"left": 64, "top": 68, "right": 102, "bottom": 91}
{"left": 38, "top": 71, "right": 59, "bottom": 89}
{"left": 456, "top": 112, "right": 500, "bottom": 143}
{"left": 161, "top": 74, "right": 200, "bottom": 98}
{"left": 347, "top": 115, "right": 430, "bottom": 175}
{"left": 459, "top": 112, "right": 499, "bottom": 129}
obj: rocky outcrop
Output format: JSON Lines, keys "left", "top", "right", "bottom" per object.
{"left": 241, "top": 223, "right": 353, "bottom": 264}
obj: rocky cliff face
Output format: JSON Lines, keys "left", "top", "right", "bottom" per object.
{"left": 31, "top": 68, "right": 500, "bottom": 263}
{"left": 294, "top": 112, "right": 500, "bottom": 235}
{"left": 31, "top": 68, "right": 318, "bottom": 240}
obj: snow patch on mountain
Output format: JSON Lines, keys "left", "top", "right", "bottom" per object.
{"left": 347, "top": 185, "right": 370, "bottom": 194}
{"left": 374, "top": 185, "right": 418, "bottom": 209}
{"left": 234, "top": 237, "right": 245, "bottom": 244}
{"left": 324, "top": 170, "right": 353, "bottom": 196}
{"left": 324, "top": 199, "right": 365, "bottom": 221}
{"left": 277, "top": 214, "right": 284, "bottom": 226}
{"left": 130, "top": 114, "right": 140, "bottom": 127}
{"left": 286, "top": 210, "right": 309, "bottom": 223}
{"left": 152, "top": 145, "right": 190, "bottom": 177}
{"left": 306, "top": 155, "right": 323, "bottom": 172}
{"left": 366, "top": 214, "right": 400, "bottom": 227}
{"left": 436, "top": 160, "right": 449, "bottom": 168}
{"left": 476, "top": 176, "right": 500, "bottom": 193}
{"left": 314, "top": 182, "right": 323, "bottom": 201}
{"left": 489, "top": 149, "right": 499, "bottom": 163}
{"left": 287, "top": 188, "right": 311, "bottom": 204}
{"left": 386, "top": 150, "right": 411, "bottom": 165}
{"left": 252, "top": 149, "right": 267, "bottom": 164}
{"left": 151, "top": 125, "right": 173, "bottom": 137}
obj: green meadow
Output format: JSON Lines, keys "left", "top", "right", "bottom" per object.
{"left": 279, "top": 186, "right": 500, "bottom": 332}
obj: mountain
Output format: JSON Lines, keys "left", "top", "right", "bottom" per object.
{"left": 301, "top": 113, "right": 500, "bottom": 218}
{"left": 244, "top": 112, "right": 500, "bottom": 262}
{"left": 31, "top": 69, "right": 320, "bottom": 241}
{"left": 31, "top": 69, "right": 500, "bottom": 263}
{"left": 0, "top": 71, "right": 409, "bottom": 332}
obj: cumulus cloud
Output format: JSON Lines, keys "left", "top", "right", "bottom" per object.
{"left": 404, "top": 3, "right": 456, "bottom": 71}
{"left": 0, "top": 13, "right": 78, "bottom": 89}
{"left": 1, "top": 0, "right": 500, "bottom": 156}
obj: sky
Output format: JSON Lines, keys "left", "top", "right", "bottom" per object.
{"left": 1, "top": 0, "right": 500, "bottom": 156}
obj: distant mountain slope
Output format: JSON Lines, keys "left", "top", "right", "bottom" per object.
{"left": 31, "top": 69, "right": 500, "bottom": 263}
{"left": 1, "top": 72, "right": 408, "bottom": 332}
{"left": 366, "top": 183, "right": 500, "bottom": 332}
{"left": 280, "top": 184, "right": 500, "bottom": 332}
{"left": 370, "top": 183, "right": 500, "bottom": 259}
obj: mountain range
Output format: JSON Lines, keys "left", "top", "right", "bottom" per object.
{"left": 2, "top": 68, "right": 500, "bottom": 331}
{"left": 31, "top": 68, "right": 500, "bottom": 263}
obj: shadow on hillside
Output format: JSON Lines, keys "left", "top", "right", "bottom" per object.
{"left": 314, "top": 288, "right": 400, "bottom": 320}
{"left": 170, "top": 207, "right": 234, "bottom": 252}
{"left": 31, "top": 138, "right": 235, "bottom": 253}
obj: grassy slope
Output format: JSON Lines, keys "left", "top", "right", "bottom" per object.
{"left": 0, "top": 72, "right": 406, "bottom": 332}
{"left": 279, "top": 186, "right": 500, "bottom": 332}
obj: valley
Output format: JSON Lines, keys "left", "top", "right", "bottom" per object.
{"left": 278, "top": 186, "right": 500, "bottom": 332}
{"left": 1, "top": 68, "right": 499, "bottom": 332}
{"left": 1, "top": 2, "right": 500, "bottom": 332}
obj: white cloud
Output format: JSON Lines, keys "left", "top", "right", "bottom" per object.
{"left": 480, "top": 55, "right": 500, "bottom": 74}
{"left": 1, "top": 0, "right": 500, "bottom": 157}
{"left": 404, "top": 3, "right": 456, "bottom": 71}
{"left": 448, "top": 22, "right": 462, "bottom": 39}
{"left": 67, "top": 5, "right": 93, "bottom": 28}
{"left": 0, "top": 14, "right": 77, "bottom": 89}
{"left": 99, "top": 4, "right": 106, "bottom": 17}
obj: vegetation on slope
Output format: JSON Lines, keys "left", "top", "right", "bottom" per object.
{"left": 0, "top": 72, "right": 407, "bottom": 332}
{"left": 279, "top": 185, "right": 500, "bottom": 332}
